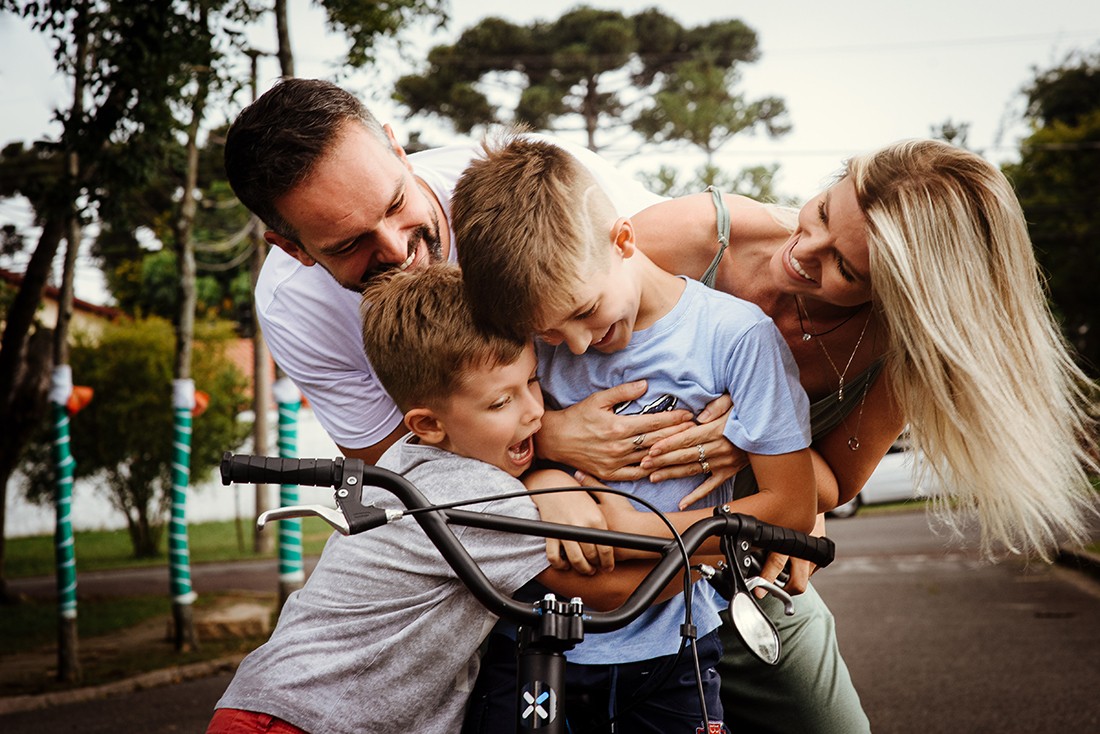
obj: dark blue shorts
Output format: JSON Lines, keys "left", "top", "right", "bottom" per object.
{"left": 462, "top": 629, "right": 727, "bottom": 734}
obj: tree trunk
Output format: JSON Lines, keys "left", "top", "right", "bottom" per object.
{"left": 0, "top": 216, "right": 64, "bottom": 604}
{"left": 167, "top": 42, "right": 210, "bottom": 653}
{"left": 274, "top": 0, "right": 296, "bottom": 77}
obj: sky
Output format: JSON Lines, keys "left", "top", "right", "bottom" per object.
{"left": 1, "top": 0, "right": 1098, "bottom": 305}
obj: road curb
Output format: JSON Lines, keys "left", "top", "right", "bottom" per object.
{"left": 0, "top": 654, "right": 243, "bottom": 716}
{"left": 1057, "top": 545, "right": 1100, "bottom": 584}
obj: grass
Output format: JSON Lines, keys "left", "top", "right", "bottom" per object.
{"left": 0, "top": 592, "right": 272, "bottom": 697}
{"left": 1, "top": 595, "right": 174, "bottom": 657}
{"left": 5, "top": 516, "right": 334, "bottom": 579}
{"left": 2, "top": 518, "right": 334, "bottom": 696}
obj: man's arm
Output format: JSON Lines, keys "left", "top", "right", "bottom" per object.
{"left": 337, "top": 423, "right": 407, "bottom": 465}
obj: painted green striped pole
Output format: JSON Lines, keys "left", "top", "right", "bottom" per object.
{"left": 170, "top": 378, "right": 198, "bottom": 650}
{"left": 273, "top": 377, "right": 305, "bottom": 606}
{"left": 50, "top": 365, "right": 81, "bottom": 682}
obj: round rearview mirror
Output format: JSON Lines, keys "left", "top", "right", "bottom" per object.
{"left": 730, "top": 593, "right": 781, "bottom": 665}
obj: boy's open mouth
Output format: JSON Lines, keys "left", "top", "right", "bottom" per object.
{"left": 507, "top": 435, "right": 534, "bottom": 464}
{"left": 592, "top": 325, "right": 614, "bottom": 349}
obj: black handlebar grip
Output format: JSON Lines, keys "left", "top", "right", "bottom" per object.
{"left": 753, "top": 523, "right": 835, "bottom": 568}
{"left": 220, "top": 452, "right": 343, "bottom": 488}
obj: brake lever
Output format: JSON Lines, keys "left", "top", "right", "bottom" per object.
{"left": 745, "top": 576, "right": 795, "bottom": 616}
{"left": 258, "top": 504, "right": 351, "bottom": 534}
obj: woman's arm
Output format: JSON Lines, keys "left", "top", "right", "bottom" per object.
{"left": 632, "top": 191, "right": 780, "bottom": 281}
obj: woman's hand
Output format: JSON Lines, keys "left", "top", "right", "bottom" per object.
{"left": 755, "top": 513, "right": 828, "bottom": 596}
{"left": 537, "top": 380, "right": 695, "bottom": 481}
{"left": 641, "top": 395, "right": 749, "bottom": 508}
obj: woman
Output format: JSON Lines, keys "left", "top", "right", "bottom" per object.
{"left": 537, "top": 139, "right": 1099, "bottom": 732}
{"left": 552, "top": 138, "right": 1097, "bottom": 560}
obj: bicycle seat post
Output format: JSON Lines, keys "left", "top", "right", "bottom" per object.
{"left": 514, "top": 594, "right": 584, "bottom": 734}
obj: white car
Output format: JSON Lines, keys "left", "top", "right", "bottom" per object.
{"left": 827, "top": 441, "right": 938, "bottom": 518}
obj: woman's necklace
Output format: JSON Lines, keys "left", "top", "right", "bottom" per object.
{"left": 794, "top": 298, "right": 868, "bottom": 341}
{"left": 797, "top": 296, "right": 876, "bottom": 450}
{"left": 797, "top": 296, "right": 873, "bottom": 403}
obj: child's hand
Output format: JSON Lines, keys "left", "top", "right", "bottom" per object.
{"left": 755, "top": 513, "right": 827, "bottom": 596}
{"left": 525, "top": 469, "right": 615, "bottom": 574}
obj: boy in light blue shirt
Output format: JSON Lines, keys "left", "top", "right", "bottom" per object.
{"left": 455, "top": 137, "right": 816, "bottom": 732}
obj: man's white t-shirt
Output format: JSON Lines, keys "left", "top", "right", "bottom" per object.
{"left": 255, "top": 136, "right": 664, "bottom": 449}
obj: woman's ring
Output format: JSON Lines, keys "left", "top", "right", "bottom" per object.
{"left": 699, "top": 460, "right": 711, "bottom": 475}
{"left": 633, "top": 433, "right": 647, "bottom": 448}
{"left": 696, "top": 444, "right": 707, "bottom": 462}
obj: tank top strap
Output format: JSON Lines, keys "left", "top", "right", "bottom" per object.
{"left": 699, "top": 185, "right": 730, "bottom": 289}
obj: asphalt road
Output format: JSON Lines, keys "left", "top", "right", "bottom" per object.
{"left": 3, "top": 508, "right": 1098, "bottom": 733}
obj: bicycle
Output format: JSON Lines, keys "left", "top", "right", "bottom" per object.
{"left": 220, "top": 452, "right": 835, "bottom": 733}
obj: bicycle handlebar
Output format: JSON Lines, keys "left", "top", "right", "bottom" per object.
{"left": 221, "top": 452, "right": 834, "bottom": 633}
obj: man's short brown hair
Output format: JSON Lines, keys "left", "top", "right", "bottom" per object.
{"left": 360, "top": 264, "right": 525, "bottom": 413}
{"left": 453, "top": 136, "right": 617, "bottom": 340}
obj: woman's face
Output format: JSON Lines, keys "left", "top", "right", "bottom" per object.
{"left": 769, "top": 176, "right": 873, "bottom": 307}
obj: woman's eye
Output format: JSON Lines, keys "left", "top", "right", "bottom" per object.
{"left": 817, "top": 201, "right": 829, "bottom": 224}
{"left": 835, "top": 254, "right": 855, "bottom": 283}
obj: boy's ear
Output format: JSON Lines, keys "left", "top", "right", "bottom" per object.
{"left": 404, "top": 407, "right": 447, "bottom": 445}
{"left": 266, "top": 231, "right": 317, "bottom": 267}
{"left": 610, "top": 217, "right": 637, "bottom": 259}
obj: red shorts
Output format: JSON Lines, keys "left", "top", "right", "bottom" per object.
{"left": 206, "top": 708, "right": 309, "bottom": 733}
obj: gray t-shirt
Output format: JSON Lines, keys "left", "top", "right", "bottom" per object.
{"left": 215, "top": 435, "right": 549, "bottom": 733}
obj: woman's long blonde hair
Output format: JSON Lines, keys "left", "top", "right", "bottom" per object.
{"left": 849, "top": 139, "right": 1098, "bottom": 559}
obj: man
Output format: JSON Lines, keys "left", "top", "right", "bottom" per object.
{"left": 225, "top": 77, "right": 676, "bottom": 465}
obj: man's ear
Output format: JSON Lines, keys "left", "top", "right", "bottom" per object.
{"left": 383, "top": 123, "right": 413, "bottom": 171}
{"left": 404, "top": 407, "right": 447, "bottom": 445}
{"left": 610, "top": 217, "right": 637, "bottom": 259}
{"left": 265, "top": 231, "right": 316, "bottom": 267}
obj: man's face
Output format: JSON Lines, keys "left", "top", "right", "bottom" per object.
{"left": 267, "top": 123, "right": 443, "bottom": 292}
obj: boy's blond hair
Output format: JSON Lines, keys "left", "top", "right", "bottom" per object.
{"left": 454, "top": 135, "right": 619, "bottom": 340}
{"left": 360, "top": 264, "right": 525, "bottom": 412}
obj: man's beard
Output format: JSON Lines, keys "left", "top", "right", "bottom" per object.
{"left": 334, "top": 215, "right": 444, "bottom": 294}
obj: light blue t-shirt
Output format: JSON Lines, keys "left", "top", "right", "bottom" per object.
{"left": 537, "top": 277, "right": 811, "bottom": 665}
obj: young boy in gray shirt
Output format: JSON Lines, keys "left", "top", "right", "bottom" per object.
{"left": 208, "top": 264, "right": 724, "bottom": 734}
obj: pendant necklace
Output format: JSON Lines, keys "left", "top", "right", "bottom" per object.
{"left": 794, "top": 299, "right": 868, "bottom": 342}
{"left": 797, "top": 296, "right": 876, "bottom": 450}
{"left": 796, "top": 296, "right": 872, "bottom": 403}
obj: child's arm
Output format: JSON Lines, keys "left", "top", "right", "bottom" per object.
{"left": 524, "top": 468, "right": 615, "bottom": 574}
{"left": 529, "top": 472, "right": 725, "bottom": 611}
{"left": 728, "top": 450, "right": 817, "bottom": 535}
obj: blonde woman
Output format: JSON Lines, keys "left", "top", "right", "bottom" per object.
{"left": 534, "top": 139, "right": 1098, "bottom": 732}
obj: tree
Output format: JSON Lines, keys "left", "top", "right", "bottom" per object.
{"left": 633, "top": 60, "right": 789, "bottom": 166}
{"left": 394, "top": 7, "right": 764, "bottom": 152}
{"left": 20, "top": 317, "right": 251, "bottom": 556}
{"left": 639, "top": 162, "right": 786, "bottom": 202}
{"left": 0, "top": 0, "right": 209, "bottom": 604}
{"left": 1002, "top": 53, "right": 1100, "bottom": 376}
